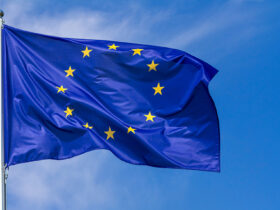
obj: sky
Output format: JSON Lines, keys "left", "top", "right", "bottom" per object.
{"left": 1, "top": 0, "right": 280, "bottom": 209}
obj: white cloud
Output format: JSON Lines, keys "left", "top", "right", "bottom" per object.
{"left": 166, "top": 1, "right": 262, "bottom": 53}
{"left": 7, "top": 151, "right": 119, "bottom": 210}
{"left": 3, "top": 1, "right": 169, "bottom": 42}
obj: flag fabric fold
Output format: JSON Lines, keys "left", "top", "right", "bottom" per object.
{"left": 2, "top": 25, "right": 220, "bottom": 171}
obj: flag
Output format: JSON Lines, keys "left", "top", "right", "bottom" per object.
{"left": 2, "top": 25, "right": 220, "bottom": 171}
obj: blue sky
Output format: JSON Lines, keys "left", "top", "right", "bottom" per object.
{"left": 1, "top": 0, "right": 280, "bottom": 209}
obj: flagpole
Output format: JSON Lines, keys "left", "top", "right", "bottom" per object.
{"left": 0, "top": 9, "right": 6, "bottom": 210}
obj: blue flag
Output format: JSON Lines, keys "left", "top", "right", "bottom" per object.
{"left": 2, "top": 25, "right": 220, "bottom": 171}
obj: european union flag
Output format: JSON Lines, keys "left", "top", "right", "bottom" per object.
{"left": 2, "top": 25, "right": 220, "bottom": 172}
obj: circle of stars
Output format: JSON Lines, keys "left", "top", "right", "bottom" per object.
{"left": 57, "top": 43, "right": 165, "bottom": 141}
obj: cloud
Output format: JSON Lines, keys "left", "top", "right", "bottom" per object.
{"left": 3, "top": 1, "right": 169, "bottom": 42}
{"left": 166, "top": 1, "right": 263, "bottom": 56}
{"left": 7, "top": 151, "right": 121, "bottom": 210}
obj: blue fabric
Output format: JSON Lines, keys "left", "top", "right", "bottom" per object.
{"left": 2, "top": 25, "right": 220, "bottom": 171}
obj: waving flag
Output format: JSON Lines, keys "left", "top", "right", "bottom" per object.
{"left": 2, "top": 25, "right": 220, "bottom": 171}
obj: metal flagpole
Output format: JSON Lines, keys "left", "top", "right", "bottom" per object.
{"left": 0, "top": 9, "right": 6, "bottom": 210}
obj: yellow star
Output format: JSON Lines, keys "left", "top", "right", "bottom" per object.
{"left": 147, "top": 60, "right": 159, "bottom": 71}
{"left": 105, "top": 127, "right": 115, "bottom": 140}
{"left": 56, "top": 85, "right": 67, "bottom": 93}
{"left": 153, "top": 83, "right": 164, "bottom": 95}
{"left": 127, "top": 126, "right": 136, "bottom": 134}
{"left": 81, "top": 46, "right": 92, "bottom": 58}
{"left": 64, "top": 107, "right": 74, "bottom": 118}
{"left": 108, "top": 43, "right": 119, "bottom": 50}
{"left": 83, "top": 122, "right": 93, "bottom": 129}
{"left": 65, "top": 66, "right": 75, "bottom": 77}
{"left": 144, "top": 112, "right": 156, "bottom": 122}
{"left": 132, "top": 49, "right": 143, "bottom": 56}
